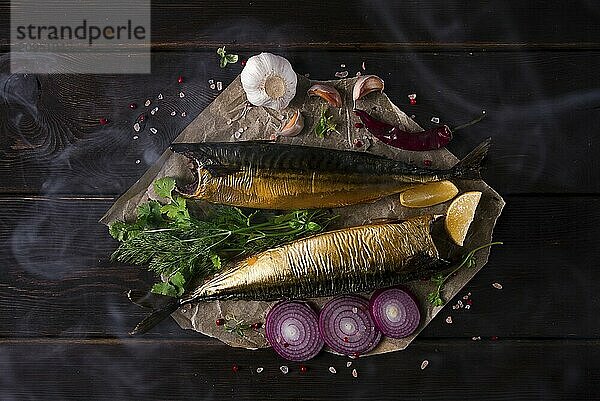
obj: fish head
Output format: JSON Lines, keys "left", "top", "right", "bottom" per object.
{"left": 170, "top": 143, "right": 215, "bottom": 197}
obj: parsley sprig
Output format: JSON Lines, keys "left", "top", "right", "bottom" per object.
{"left": 427, "top": 242, "right": 503, "bottom": 306}
{"left": 109, "top": 177, "right": 335, "bottom": 298}
{"left": 217, "top": 46, "right": 238, "bottom": 68}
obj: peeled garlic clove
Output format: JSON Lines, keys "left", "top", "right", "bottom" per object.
{"left": 278, "top": 110, "right": 304, "bottom": 137}
{"left": 307, "top": 84, "right": 343, "bottom": 108}
{"left": 353, "top": 75, "right": 385, "bottom": 101}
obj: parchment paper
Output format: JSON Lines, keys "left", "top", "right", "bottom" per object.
{"left": 101, "top": 74, "right": 505, "bottom": 356}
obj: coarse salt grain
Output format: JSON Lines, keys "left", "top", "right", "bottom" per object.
{"left": 493, "top": 282, "right": 503, "bottom": 290}
{"left": 446, "top": 316, "right": 453, "bottom": 324}
{"left": 150, "top": 127, "right": 158, "bottom": 134}
{"left": 151, "top": 107, "right": 159, "bottom": 115}
{"left": 256, "top": 367, "right": 263, "bottom": 373}
{"left": 217, "top": 81, "right": 223, "bottom": 90}
{"left": 340, "top": 64, "right": 346, "bottom": 68}
{"left": 210, "top": 84, "right": 216, "bottom": 89}
{"left": 179, "top": 92, "right": 185, "bottom": 98}
{"left": 208, "top": 79, "right": 214, "bottom": 84}
{"left": 133, "top": 123, "right": 141, "bottom": 132}
{"left": 431, "top": 117, "right": 440, "bottom": 124}
{"left": 356, "top": 71, "right": 362, "bottom": 77}
{"left": 335, "top": 71, "right": 349, "bottom": 78}
{"left": 329, "top": 367, "right": 337, "bottom": 374}
{"left": 420, "top": 360, "right": 429, "bottom": 370}
{"left": 181, "top": 111, "right": 187, "bottom": 117}
{"left": 472, "top": 336, "right": 481, "bottom": 341}
{"left": 346, "top": 361, "right": 352, "bottom": 368}
{"left": 133, "top": 135, "right": 138, "bottom": 140}
{"left": 352, "top": 369, "right": 358, "bottom": 378}
{"left": 135, "top": 159, "right": 141, "bottom": 164}
{"left": 280, "top": 366, "right": 288, "bottom": 374}
{"left": 171, "top": 111, "right": 176, "bottom": 116}
{"left": 157, "top": 93, "right": 163, "bottom": 100}
{"left": 144, "top": 99, "right": 151, "bottom": 107}
{"left": 361, "top": 61, "right": 366, "bottom": 70}
{"left": 352, "top": 307, "right": 358, "bottom": 314}
{"left": 465, "top": 304, "right": 471, "bottom": 310}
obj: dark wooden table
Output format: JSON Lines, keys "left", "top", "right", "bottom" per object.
{"left": 1, "top": 2, "right": 599, "bottom": 400}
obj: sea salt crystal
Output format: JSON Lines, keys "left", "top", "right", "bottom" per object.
{"left": 133, "top": 122, "right": 141, "bottom": 132}
{"left": 352, "top": 369, "right": 358, "bottom": 378}
{"left": 457, "top": 300, "right": 463, "bottom": 308}
{"left": 144, "top": 99, "right": 151, "bottom": 107}
{"left": 352, "top": 307, "right": 358, "bottom": 314}
{"left": 150, "top": 127, "right": 158, "bottom": 134}
{"left": 135, "top": 159, "right": 141, "bottom": 164}
{"left": 463, "top": 294, "right": 469, "bottom": 300}
{"left": 472, "top": 336, "right": 481, "bottom": 341}
{"left": 133, "top": 135, "right": 138, "bottom": 140}
{"left": 346, "top": 362, "right": 352, "bottom": 368}
{"left": 157, "top": 93, "right": 163, "bottom": 100}
{"left": 208, "top": 79, "right": 214, "bottom": 84}
{"left": 280, "top": 365, "right": 289, "bottom": 374}
{"left": 179, "top": 92, "right": 185, "bottom": 98}
{"left": 151, "top": 107, "right": 159, "bottom": 115}
{"left": 217, "top": 81, "right": 223, "bottom": 90}
{"left": 492, "top": 282, "right": 503, "bottom": 290}
{"left": 181, "top": 111, "right": 187, "bottom": 117}
{"left": 304, "top": 73, "right": 310, "bottom": 78}
{"left": 431, "top": 117, "right": 440, "bottom": 124}
{"left": 361, "top": 61, "right": 366, "bottom": 70}
{"left": 335, "top": 71, "right": 349, "bottom": 78}
{"left": 340, "top": 64, "right": 346, "bottom": 68}
{"left": 446, "top": 316, "right": 453, "bottom": 324}
{"left": 170, "top": 111, "right": 176, "bottom": 116}
{"left": 210, "top": 84, "right": 216, "bottom": 90}
{"left": 420, "top": 360, "right": 429, "bottom": 370}
{"left": 408, "top": 93, "right": 417, "bottom": 100}
{"left": 356, "top": 71, "right": 362, "bottom": 77}
{"left": 329, "top": 367, "right": 337, "bottom": 374}
{"left": 256, "top": 367, "right": 263, "bottom": 373}
{"left": 465, "top": 304, "right": 471, "bottom": 310}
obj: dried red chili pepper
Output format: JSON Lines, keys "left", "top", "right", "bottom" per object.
{"left": 353, "top": 109, "right": 452, "bottom": 151}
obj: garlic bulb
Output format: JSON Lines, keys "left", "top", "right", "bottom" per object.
{"left": 241, "top": 53, "right": 297, "bottom": 110}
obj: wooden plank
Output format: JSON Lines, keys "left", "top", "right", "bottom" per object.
{"left": 0, "top": 1, "right": 599, "bottom": 50}
{"left": 1, "top": 195, "right": 599, "bottom": 339}
{"left": 1, "top": 51, "right": 600, "bottom": 195}
{"left": 0, "top": 339, "right": 597, "bottom": 400}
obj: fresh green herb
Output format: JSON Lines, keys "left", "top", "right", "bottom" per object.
{"left": 314, "top": 107, "right": 339, "bottom": 138}
{"left": 223, "top": 314, "right": 253, "bottom": 337}
{"left": 217, "top": 46, "right": 239, "bottom": 68}
{"left": 109, "top": 177, "right": 336, "bottom": 297}
{"left": 427, "top": 242, "right": 503, "bottom": 306}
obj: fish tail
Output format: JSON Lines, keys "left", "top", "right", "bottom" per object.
{"left": 129, "top": 299, "right": 180, "bottom": 335}
{"left": 449, "top": 137, "right": 491, "bottom": 180}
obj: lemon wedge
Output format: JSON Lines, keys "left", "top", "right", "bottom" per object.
{"left": 400, "top": 181, "right": 459, "bottom": 208}
{"left": 445, "top": 191, "right": 482, "bottom": 246}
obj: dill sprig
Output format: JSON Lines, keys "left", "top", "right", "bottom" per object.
{"left": 427, "top": 242, "right": 503, "bottom": 306}
{"left": 109, "top": 177, "right": 336, "bottom": 298}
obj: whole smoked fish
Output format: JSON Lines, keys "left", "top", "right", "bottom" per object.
{"left": 131, "top": 215, "right": 448, "bottom": 334}
{"left": 170, "top": 139, "right": 491, "bottom": 210}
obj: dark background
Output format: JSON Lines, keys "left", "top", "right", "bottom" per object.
{"left": 1, "top": 1, "right": 599, "bottom": 400}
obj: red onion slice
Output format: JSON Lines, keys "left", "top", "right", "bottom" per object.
{"left": 265, "top": 301, "right": 323, "bottom": 361}
{"left": 369, "top": 287, "right": 421, "bottom": 338}
{"left": 319, "top": 295, "right": 381, "bottom": 356}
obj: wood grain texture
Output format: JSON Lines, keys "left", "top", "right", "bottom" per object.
{"left": 0, "top": 339, "right": 597, "bottom": 400}
{"left": 1, "top": 1, "right": 599, "bottom": 50}
{"left": 1, "top": 196, "right": 598, "bottom": 339}
{"left": 1, "top": 51, "right": 600, "bottom": 195}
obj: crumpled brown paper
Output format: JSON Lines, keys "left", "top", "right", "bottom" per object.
{"left": 101, "top": 75, "right": 504, "bottom": 356}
